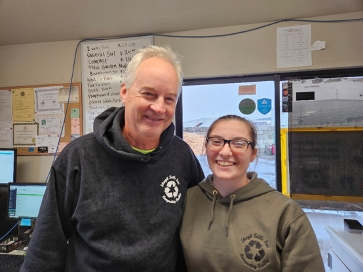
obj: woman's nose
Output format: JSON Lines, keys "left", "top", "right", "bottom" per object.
{"left": 219, "top": 142, "right": 232, "bottom": 155}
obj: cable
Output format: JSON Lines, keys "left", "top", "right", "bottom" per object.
{"left": 45, "top": 38, "right": 104, "bottom": 183}
{"left": 151, "top": 17, "right": 363, "bottom": 39}
{"left": 44, "top": 39, "right": 87, "bottom": 183}
{"left": 0, "top": 221, "right": 18, "bottom": 241}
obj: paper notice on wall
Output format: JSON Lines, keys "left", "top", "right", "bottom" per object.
{"left": 36, "top": 135, "right": 59, "bottom": 153}
{"left": 0, "top": 90, "right": 12, "bottom": 121}
{"left": 12, "top": 88, "right": 35, "bottom": 122}
{"left": 0, "top": 127, "right": 12, "bottom": 148}
{"left": 58, "top": 86, "right": 79, "bottom": 103}
{"left": 277, "top": 25, "right": 312, "bottom": 68}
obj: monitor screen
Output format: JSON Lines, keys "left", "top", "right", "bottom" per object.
{"left": 0, "top": 148, "right": 17, "bottom": 186}
{"left": 7, "top": 183, "right": 47, "bottom": 219}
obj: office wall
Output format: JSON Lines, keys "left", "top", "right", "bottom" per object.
{"left": 159, "top": 12, "right": 363, "bottom": 78}
{"left": 0, "top": 11, "right": 362, "bottom": 183}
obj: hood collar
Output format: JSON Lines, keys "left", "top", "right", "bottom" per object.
{"left": 200, "top": 172, "right": 276, "bottom": 236}
{"left": 93, "top": 107, "right": 175, "bottom": 161}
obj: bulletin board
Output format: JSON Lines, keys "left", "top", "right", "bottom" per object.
{"left": 0, "top": 83, "right": 82, "bottom": 155}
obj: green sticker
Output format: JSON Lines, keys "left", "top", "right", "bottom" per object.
{"left": 239, "top": 99, "right": 256, "bottom": 115}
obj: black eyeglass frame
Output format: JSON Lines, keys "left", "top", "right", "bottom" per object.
{"left": 206, "top": 137, "right": 254, "bottom": 152}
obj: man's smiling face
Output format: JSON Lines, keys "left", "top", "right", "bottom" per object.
{"left": 120, "top": 57, "right": 179, "bottom": 149}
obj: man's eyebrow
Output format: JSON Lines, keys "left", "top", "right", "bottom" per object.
{"left": 141, "top": 86, "right": 156, "bottom": 91}
{"left": 139, "top": 86, "right": 178, "bottom": 97}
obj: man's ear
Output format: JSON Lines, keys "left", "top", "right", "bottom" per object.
{"left": 120, "top": 83, "right": 127, "bottom": 103}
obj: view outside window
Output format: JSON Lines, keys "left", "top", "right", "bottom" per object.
{"left": 280, "top": 77, "right": 363, "bottom": 271}
{"left": 283, "top": 77, "right": 363, "bottom": 198}
{"left": 182, "top": 81, "right": 276, "bottom": 188}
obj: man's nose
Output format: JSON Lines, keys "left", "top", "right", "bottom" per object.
{"left": 150, "top": 97, "right": 166, "bottom": 114}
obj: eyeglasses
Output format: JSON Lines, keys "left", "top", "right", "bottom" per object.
{"left": 206, "top": 137, "right": 253, "bottom": 153}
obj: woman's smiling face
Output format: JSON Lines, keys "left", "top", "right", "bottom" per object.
{"left": 206, "top": 119, "right": 257, "bottom": 185}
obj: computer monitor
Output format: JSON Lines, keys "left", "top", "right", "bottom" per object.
{"left": 0, "top": 148, "right": 17, "bottom": 186}
{"left": 7, "top": 183, "right": 47, "bottom": 220}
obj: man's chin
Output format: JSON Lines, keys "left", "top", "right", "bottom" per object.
{"left": 139, "top": 128, "right": 165, "bottom": 139}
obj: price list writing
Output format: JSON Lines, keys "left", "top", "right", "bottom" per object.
{"left": 81, "top": 36, "right": 153, "bottom": 134}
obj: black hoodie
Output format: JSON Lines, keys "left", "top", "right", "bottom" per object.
{"left": 21, "top": 107, "right": 204, "bottom": 272}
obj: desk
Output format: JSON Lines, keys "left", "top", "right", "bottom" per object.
{"left": 325, "top": 225, "right": 363, "bottom": 271}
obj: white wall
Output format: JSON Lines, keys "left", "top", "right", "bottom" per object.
{"left": 0, "top": 11, "right": 362, "bottom": 182}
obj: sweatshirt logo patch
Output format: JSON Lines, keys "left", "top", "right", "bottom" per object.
{"left": 240, "top": 233, "right": 270, "bottom": 269}
{"left": 160, "top": 175, "right": 181, "bottom": 204}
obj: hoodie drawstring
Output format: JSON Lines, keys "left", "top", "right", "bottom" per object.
{"left": 208, "top": 190, "right": 218, "bottom": 230}
{"left": 208, "top": 191, "right": 236, "bottom": 237}
{"left": 225, "top": 194, "right": 236, "bottom": 237}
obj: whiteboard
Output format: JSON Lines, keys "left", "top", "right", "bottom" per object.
{"left": 81, "top": 36, "right": 153, "bottom": 134}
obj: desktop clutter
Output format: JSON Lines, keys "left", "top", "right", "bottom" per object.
{"left": 0, "top": 183, "right": 44, "bottom": 271}
{"left": 1, "top": 182, "right": 47, "bottom": 254}
{"left": 0, "top": 219, "right": 33, "bottom": 253}
{"left": 0, "top": 220, "right": 31, "bottom": 271}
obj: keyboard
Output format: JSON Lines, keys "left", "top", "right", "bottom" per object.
{"left": 0, "top": 253, "right": 25, "bottom": 271}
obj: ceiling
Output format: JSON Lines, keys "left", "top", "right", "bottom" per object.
{"left": 1, "top": 0, "right": 363, "bottom": 46}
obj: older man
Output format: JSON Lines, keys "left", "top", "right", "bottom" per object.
{"left": 21, "top": 45, "right": 204, "bottom": 272}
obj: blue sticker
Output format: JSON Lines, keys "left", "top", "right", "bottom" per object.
{"left": 257, "top": 98, "right": 272, "bottom": 115}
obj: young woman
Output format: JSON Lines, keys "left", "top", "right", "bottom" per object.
{"left": 180, "top": 114, "right": 324, "bottom": 272}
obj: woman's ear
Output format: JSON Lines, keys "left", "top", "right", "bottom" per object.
{"left": 250, "top": 148, "right": 258, "bottom": 162}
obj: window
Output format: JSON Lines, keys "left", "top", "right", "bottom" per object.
{"left": 178, "top": 76, "right": 279, "bottom": 190}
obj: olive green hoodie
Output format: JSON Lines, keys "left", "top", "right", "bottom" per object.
{"left": 180, "top": 172, "right": 325, "bottom": 272}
